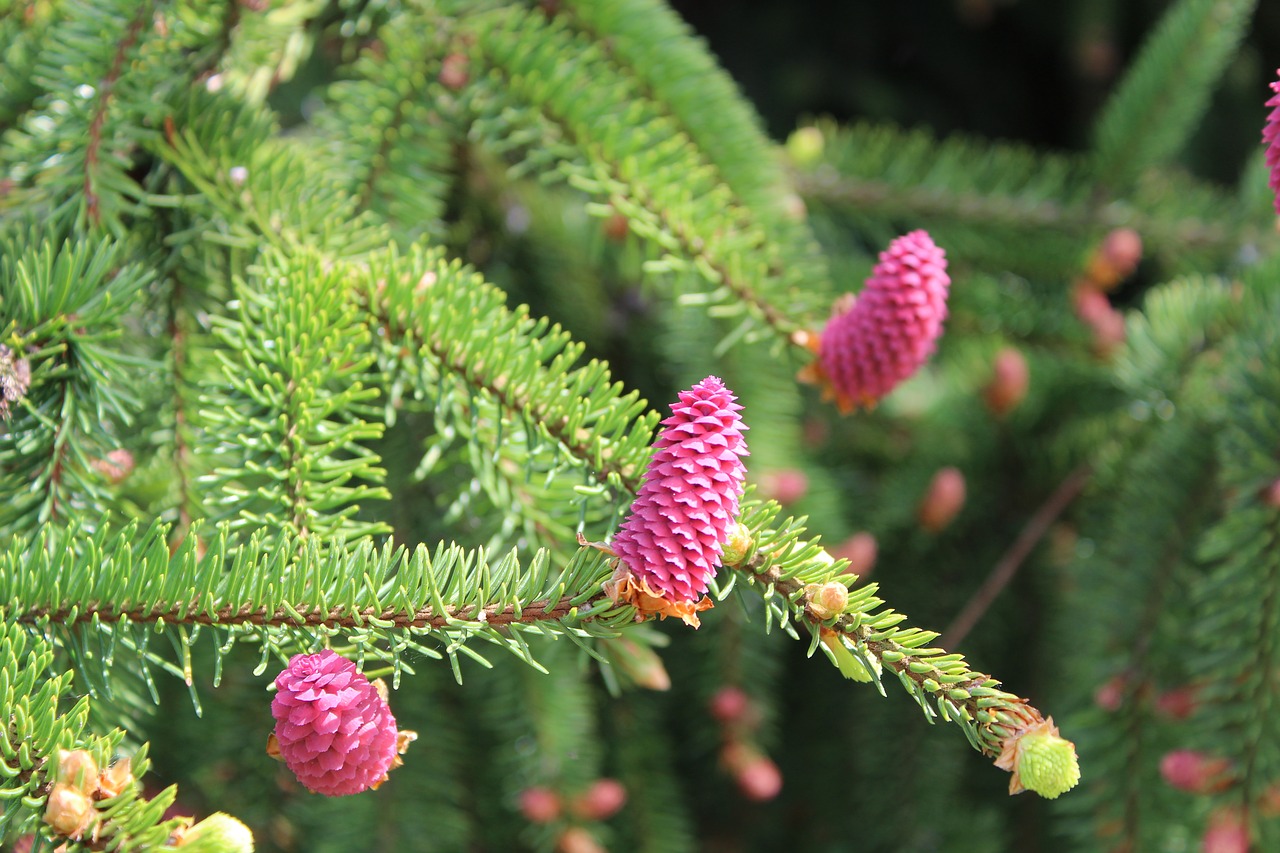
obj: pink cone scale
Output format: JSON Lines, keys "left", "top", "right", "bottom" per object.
{"left": 1265, "top": 69, "right": 1280, "bottom": 215}
{"left": 800, "top": 230, "right": 950, "bottom": 413}
{"left": 606, "top": 376, "right": 748, "bottom": 627}
{"left": 271, "top": 650, "right": 399, "bottom": 796}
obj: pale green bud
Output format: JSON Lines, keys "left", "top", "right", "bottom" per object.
{"left": 1016, "top": 727, "right": 1081, "bottom": 799}
{"left": 177, "top": 813, "right": 255, "bottom": 853}
{"left": 786, "top": 126, "right": 825, "bottom": 166}
{"left": 819, "top": 631, "right": 880, "bottom": 682}
{"left": 720, "top": 522, "right": 753, "bottom": 566}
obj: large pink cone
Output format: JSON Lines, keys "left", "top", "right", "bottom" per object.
{"left": 1265, "top": 69, "right": 1280, "bottom": 215}
{"left": 801, "top": 230, "right": 950, "bottom": 413}
{"left": 607, "top": 376, "right": 748, "bottom": 627}
{"left": 271, "top": 650, "right": 399, "bottom": 796}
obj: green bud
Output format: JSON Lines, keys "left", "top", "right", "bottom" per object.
{"left": 819, "top": 631, "right": 881, "bottom": 682}
{"left": 786, "top": 126, "right": 825, "bottom": 167}
{"left": 177, "top": 813, "right": 255, "bottom": 853}
{"left": 1017, "top": 729, "right": 1081, "bottom": 799}
{"left": 720, "top": 522, "right": 753, "bottom": 566}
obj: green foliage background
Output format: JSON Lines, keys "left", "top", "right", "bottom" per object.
{"left": 2, "top": 1, "right": 1280, "bottom": 851}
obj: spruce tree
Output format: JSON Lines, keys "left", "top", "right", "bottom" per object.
{"left": 1, "top": 1, "right": 1278, "bottom": 851}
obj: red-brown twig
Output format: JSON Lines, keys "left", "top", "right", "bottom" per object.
{"left": 940, "top": 465, "right": 1092, "bottom": 649}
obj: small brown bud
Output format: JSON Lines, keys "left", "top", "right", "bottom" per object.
{"left": 572, "top": 778, "right": 627, "bottom": 821}
{"left": 781, "top": 192, "right": 807, "bottom": 221}
{"left": 831, "top": 532, "right": 877, "bottom": 580}
{"left": 708, "top": 686, "right": 755, "bottom": 726}
{"left": 1159, "top": 749, "right": 1232, "bottom": 794}
{"left": 557, "top": 827, "right": 605, "bottom": 853}
{"left": 96, "top": 760, "right": 134, "bottom": 798}
{"left": 1093, "top": 674, "right": 1126, "bottom": 712}
{"left": 1084, "top": 228, "right": 1143, "bottom": 291}
{"left": 1153, "top": 685, "right": 1198, "bottom": 721}
{"left": 804, "top": 581, "right": 849, "bottom": 620}
{"left": 55, "top": 750, "right": 99, "bottom": 795}
{"left": 1259, "top": 783, "right": 1280, "bottom": 818}
{"left": 1073, "top": 285, "right": 1111, "bottom": 325}
{"left": 439, "top": 54, "right": 468, "bottom": 91}
{"left": 518, "top": 787, "right": 561, "bottom": 824}
{"left": 1074, "top": 33, "right": 1118, "bottom": 80}
{"left": 721, "top": 744, "right": 782, "bottom": 802}
{"left": 918, "top": 467, "right": 966, "bottom": 533}
{"left": 1090, "top": 306, "right": 1127, "bottom": 356}
{"left": 983, "top": 348, "right": 1030, "bottom": 417}
{"left": 759, "top": 469, "right": 808, "bottom": 506}
{"left": 0, "top": 344, "right": 32, "bottom": 419}
{"left": 602, "top": 212, "right": 629, "bottom": 243}
{"left": 801, "top": 417, "right": 828, "bottom": 449}
{"left": 1201, "top": 807, "right": 1250, "bottom": 853}
{"left": 1261, "top": 478, "right": 1280, "bottom": 508}
{"left": 92, "top": 449, "right": 135, "bottom": 484}
{"left": 1073, "top": 286, "right": 1126, "bottom": 355}
{"left": 43, "top": 784, "right": 96, "bottom": 839}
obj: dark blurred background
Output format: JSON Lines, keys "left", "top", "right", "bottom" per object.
{"left": 670, "top": 0, "right": 1280, "bottom": 185}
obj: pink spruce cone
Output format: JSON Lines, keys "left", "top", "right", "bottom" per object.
{"left": 270, "top": 650, "right": 399, "bottom": 796}
{"left": 799, "top": 230, "right": 950, "bottom": 413}
{"left": 606, "top": 376, "right": 748, "bottom": 627}
{"left": 1265, "top": 69, "right": 1280, "bottom": 215}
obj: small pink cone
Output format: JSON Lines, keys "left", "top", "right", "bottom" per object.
{"left": 270, "top": 650, "right": 401, "bottom": 796}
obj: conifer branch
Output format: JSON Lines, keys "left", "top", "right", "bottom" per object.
{"left": 481, "top": 53, "right": 800, "bottom": 338}
{"left": 728, "top": 500, "right": 1046, "bottom": 759}
{"left": 795, "top": 170, "right": 1235, "bottom": 250}
{"left": 791, "top": 120, "right": 1275, "bottom": 277}
{"left": 16, "top": 596, "right": 591, "bottom": 631}
{"left": 1089, "top": 0, "right": 1257, "bottom": 191}
{"left": 468, "top": 9, "right": 819, "bottom": 342}
{"left": 356, "top": 246, "right": 657, "bottom": 495}
{"left": 740, "top": 558, "right": 1029, "bottom": 758}
{"left": 84, "top": 1, "right": 153, "bottom": 226}
{"left": 1236, "top": 526, "right": 1280, "bottom": 818}
{"left": 386, "top": 310, "right": 646, "bottom": 495}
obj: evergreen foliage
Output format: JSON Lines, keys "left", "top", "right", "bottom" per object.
{"left": 1, "top": 0, "right": 1278, "bottom": 851}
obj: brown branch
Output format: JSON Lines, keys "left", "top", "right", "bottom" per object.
{"left": 280, "top": 377, "right": 310, "bottom": 539}
{"left": 793, "top": 170, "right": 1246, "bottom": 255}
{"left": 940, "top": 464, "right": 1092, "bottom": 649}
{"left": 167, "top": 277, "right": 195, "bottom": 540}
{"left": 17, "top": 595, "right": 598, "bottom": 631}
{"left": 84, "top": 3, "right": 153, "bottom": 225}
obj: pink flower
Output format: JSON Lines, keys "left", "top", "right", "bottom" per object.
{"left": 800, "top": 231, "right": 950, "bottom": 413}
{"left": 1265, "top": 69, "right": 1280, "bottom": 215}
{"left": 270, "top": 650, "right": 399, "bottom": 796}
{"left": 606, "top": 376, "right": 748, "bottom": 627}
